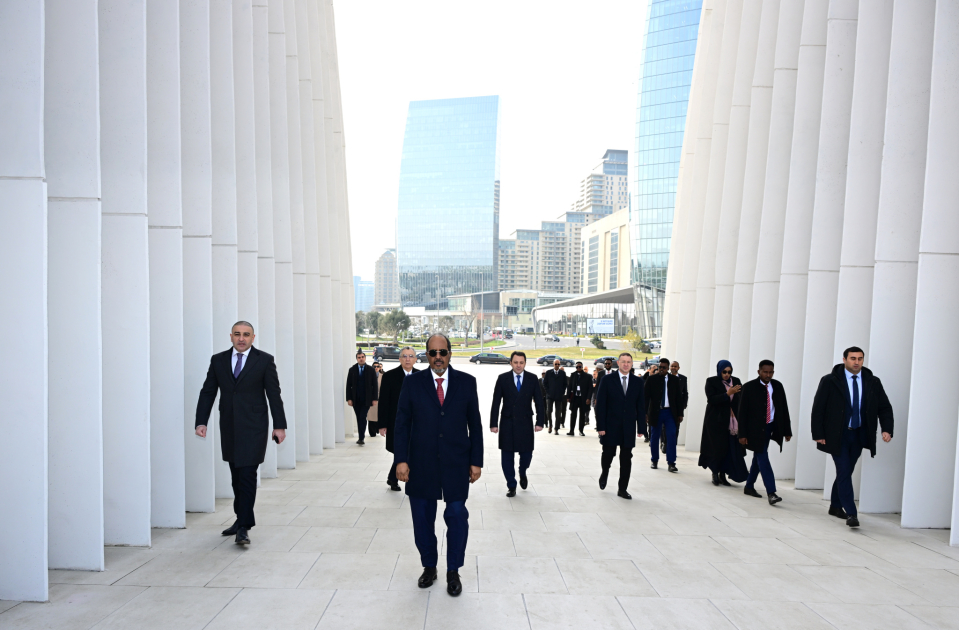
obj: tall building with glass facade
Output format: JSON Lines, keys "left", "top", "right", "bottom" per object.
{"left": 397, "top": 95, "right": 501, "bottom": 308}
{"left": 629, "top": 0, "right": 702, "bottom": 337}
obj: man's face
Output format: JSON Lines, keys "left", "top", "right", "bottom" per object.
{"left": 511, "top": 355, "right": 526, "bottom": 374}
{"left": 604, "top": 360, "right": 613, "bottom": 370}
{"left": 575, "top": 363, "right": 583, "bottom": 372}
{"left": 670, "top": 362, "right": 679, "bottom": 376}
{"left": 843, "top": 352, "right": 864, "bottom": 375}
{"left": 660, "top": 361, "right": 669, "bottom": 374}
{"left": 648, "top": 365, "right": 658, "bottom": 376}
{"left": 758, "top": 364, "right": 775, "bottom": 383}
{"left": 553, "top": 360, "right": 561, "bottom": 371}
{"left": 356, "top": 353, "right": 367, "bottom": 365}
{"left": 231, "top": 325, "right": 255, "bottom": 352}
{"left": 399, "top": 348, "right": 416, "bottom": 371}
{"left": 427, "top": 336, "right": 449, "bottom": 374}
{"left": 618, "top": 355, "right": 633, "bottom": 374}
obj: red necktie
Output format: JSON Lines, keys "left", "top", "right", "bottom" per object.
{"left": 436, "top": 378, "right": 445, "bottom": 406}
{"left": 766, "top": 386, "right": 772, "bottom": 424}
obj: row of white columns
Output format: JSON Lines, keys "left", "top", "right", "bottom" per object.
{"left": 0, "top": 0, "right": 355, "bottom": 602}
{"left": 665, "top": 0, "right": 959, "bottom": 540}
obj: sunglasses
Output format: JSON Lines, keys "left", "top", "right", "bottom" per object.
{"left": 722, "top": 369, "right": 732, "bottom": 374}
{"left": 427, "top": 349, "right": 450, "bottom": 357}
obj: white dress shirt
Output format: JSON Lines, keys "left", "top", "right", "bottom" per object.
{"left": 433, "top": 369, "right": 449, "bottom": 397}
{"left": 845, "top": 369, "right": 863, "bottom": 423}
{"left": 619, "top": 370, "right": 630, "bottom": 392}
{"left": 662, "top": 373, "right": 670, "bottom": 408}
{"left": 232, "top": 347, "right": 250, "bottom": 374}
{"left": 764, "top": 380, "right": 775, "bottom": 422}
{"left": 513, "top": 370, "right": 524, "bottom": 388}
{"left": 404, "top": 368, "right": 413, "bottom": 377}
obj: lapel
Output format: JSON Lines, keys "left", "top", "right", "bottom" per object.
{"left": 445, "top": 366, "right": 457, "bottom": 404}
{"left": 235, "top": 347, "right": 259, "bottom": 386}
{"left": 423, "top": 368, "right": 442, "bottom": 408}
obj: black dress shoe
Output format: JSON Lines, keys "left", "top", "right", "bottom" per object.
{"left": 644, "top": 436, "right": 650, "bottom": 443}
{"left": 567, "top": 430, "right": 575, "bottom": 436}
{"left": 389, "top": 482, "right": 401, "bottom": 492}
{"left": 768, "top": 492, "right": 782, "bottom": 505}
{"left": 599, "top": 469, "right": 609, "bottom": 490}
{"left": 418, "top": 567, "right": 438, "bottom": 588}
{"left": 712, "top": 472, "right": 720, "bottom": 486}
{"left": 617, "top": 490, "right": 632, "bottom": 500}
{"left": 744, "top": 486, "right": 762, "bottom": 498}
{"left": 506, "top": 487, "right": 516, "bottom": 497}
{"left": 520, "top": 474, "right": 528, "bottom": 490}
{"left": 579, "top": 431, "right": 585, "bottom": 436}
{"left": 668, "top": 463, "right": 678, "bottom": 473}
{"left": 447, "top": 571, "right": 462, "bottom": 596}
{"left": 235, "top": 527, "right": 250, "bottom": 545}
{"left": 828, "top": 506, "right": 848, "bottom": 519}
{"left": 222, "top": 520, "right": 239, "bottom": 536}
{"left": 356, "top": 439, "right": 365, "bottom": 445}
{"left": 650, "top": 461, "right": 658, "bottom": 469}
{"left": 846, "top": 516, "right": 860, "bottom": 528}
{"left": 719, "top": 473, "right": 731, "bottom": 486}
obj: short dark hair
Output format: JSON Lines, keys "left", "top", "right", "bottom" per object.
{"left": 659, "top": 357, "right": 670, "bottom": 366}
{"left": 759, "top": 359, "right": 774, "bottom": 369}
{"left": 356, "top": 350, "right": 365, "bottom": 358}
{"left": 510, "top": 351, "right": 527, "bottom": 361}
{"left": 233, "top": 320, "right": 254, "bottom": 333}
{"left": 843, "top": 346, "right": 864, "bottom": 359}
{"left": 427, "top": 333, "right": 452, "bottom": 352}
{"left": 618, "top": 352, "right": 633, "bottom": 360}
{"left": 575, "top": 361, "right": 583, "bottom": 367}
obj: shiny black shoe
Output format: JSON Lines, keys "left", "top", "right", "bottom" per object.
{"left": 644, "top": 435, "right": 650, "bottom": 443}
{"left": 447, "top": 571, "right": 462, "bottom": 596}
{"left": 520, "top": 474, "right": 528, "bottom": 490}
{"left": 222, "top": 520, "right": 239, "bottom": 536}
{"left": 579, "top": 431, "right": 585, "bottom": 436}
{"left": 650, "top": 461, "right": 658, "bottom": 470}
{"left": 617, "top": 490, "right": 632, "bottom": 500}
{"left": 768, "top": 492, "right": 783, "bottom": 505}
{"left": 719, "top": 473, "right": 731, "bottom": 487}
{"left": 599, "top": 469, "right": 609, "bottom": 490}
{"left": 506, "top": 487, "right": 516, "bottom": 497}
{"left": 388, "top": 482, "right": 401, "bottom": 492}
{"left": 356, "top": 439, "right": 365, "bottom": 446}
{"left": 828, "top": 506, "right": 848, "bottom": 519}
{"left": 712, "top": 472, "right": 720, "bottom": 486}
{"left": 744, "top": 486, "right": 762, "bottom": 498}
{"left": 846, "top": 516, "right": 860, "bottom": 528}
{"left": 235, "top": 527, "right": 250, "bottom": 545}
{"left": 668, "top": 463, "right": 678, "bottom": 473}
{"left": 418, "top": 567, "right": 437, "bottom": 588}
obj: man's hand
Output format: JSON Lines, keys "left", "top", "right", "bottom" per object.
{"left": 379, "top": 428, "right": 387, "bottom": 437}
{"left": 490, "top": 427, "right": 499, "bottom": 433}
{"left": 815, "top": 439, "right": 826, "bottom": 445}
{"left": 347, "top": 400, "right": 353, "bottom": 407}
{"left": 371, "top": 400, "right": 377, "bottom": 406}
{"left": 637, "top": 432, "right": 644, "bottom": 437}
{"left": 396, "top": 462, "right": 410, "bottom": 482}
{"left": 785, "top": 436, "right": 792, "bottom": 442}
{"left": 882, "top": 432, "right": 892, "bottom": 443}
{"left": 469, "top": 466, "right": 482, "bottom": 483}
{"left": 195, "top": 425, "right": 207, "bottom": 438}
{"left": 272, "top": 428, "right": 286, "bottom": 444}
{"left": 598, "top": 430, "right": 606, "bottom": 436}
{"left": 677, "top": 416, "right": 683, "bottom": 424}
{"left": 739, "top": 437, "right": 747, "bottom": 445}
{"left": 535, "top": 425, "right": 543, "bottom": 432}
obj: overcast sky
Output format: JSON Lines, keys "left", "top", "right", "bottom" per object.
{"left": 335, "top": 0, "right": 648, "bottom": 280}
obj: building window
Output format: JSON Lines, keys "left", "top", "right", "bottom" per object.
{"left": 609, "top": 231, "right": 619, "bottom": 290}
{"left": 588, "top": 235, "right": 599, "bottom": 294}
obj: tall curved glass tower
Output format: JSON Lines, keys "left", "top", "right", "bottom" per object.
{"left": 629, "top": 0, "right": 702, "bottom": 337}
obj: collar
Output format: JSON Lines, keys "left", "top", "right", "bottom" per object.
{"left": 513, "top": 370, "right": 524, "bottom": 377}
{"left": 404, "top": 369, "right": 413, "bottom": 376}
{"left": 232, "top": 347, "right": 251, "bottom": 358}
{"left": 845, "top": 369, "right": 860, "bottom": 380}
{"left": 618, "top": 370, "right": 630, "bottom": 378}
{"left": 433, "top": 369, "right": 448, "bottom": 380}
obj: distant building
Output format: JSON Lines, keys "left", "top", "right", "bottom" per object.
{"left": 581, "top": 209, "right": 631, "bottom": 294}
{"left": 374, "top": 249, "right": 399, "bottom": 307}
{"left": 353, "top": 276, "right": 374, "bottom": 312}
{"left": 571, "top": 149, "right": 629, "bottom": 216}
{"left": 396, "top": 95, "right": 501, "bottom": 308}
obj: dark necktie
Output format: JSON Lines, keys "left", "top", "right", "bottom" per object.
{"left": 234, "top": 353, "right": 243, "bottom": 379}
{"left": 622, "top": 375, "right": 628, "bottom": 394}
{"left": 516, "top": 374, "right": 522, "bottom": 391}
{"left": 851, "top": 376, "right": 861, "bottom": 429}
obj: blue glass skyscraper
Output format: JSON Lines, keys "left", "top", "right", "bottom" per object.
{"left": 397, "top": 95, "right": 501, "bottom": 307}
{"left": 629, "top": 0, "right": 702, "bottom": 337}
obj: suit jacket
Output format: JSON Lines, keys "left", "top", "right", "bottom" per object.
{"left": 566, "top": 370, "right": 594, "bottom": 405}
{"left": 345, "top": 363, "right": 378, "bottom": 406}
{"left": 676, "top": 373, "right": 689, "bottom": 410}
{"left": 393, "top": 366, "right": 484, "bottom": 502}
{"left": 543, "top": 369, "right": 568, "bottom": 400}
{"left": 699, "top": 375, "right": 742, "bottom": 468}
{"left": 643, "top": 372, "right": 685, "bottom": 424}
{"left": 490, "top": 370, "right": 545, "bottom": 453}
{"left": 378, "top": 365, "right": 419, "bottom": 453}
{"left": 811, "top": 364, "right": 894, "bottom": 457}
{"left": 738, "top": 378, "right": 792, "bottom": 453}
{"left": 594, "top": 371, "right": 646, "bottom": 449}
{"left": 195, "top": 346, "right": 287, "bottom": 467}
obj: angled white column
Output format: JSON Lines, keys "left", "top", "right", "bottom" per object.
{"left": 147, "top": 0, "right": 186, "bottom": 528}
{"left": 181, "top": 0, "right": 216, "bottom": 513}
{"left": 746, "top": 0, "right": 804, "bottom": 370}
{"left": 831, "top": 0, "right": 895, "bottom": 511}
{"left": 253, "top": 0, "right": 278, "bottom": 477}
{"left": 269, "top": 0, "right": 297, "bottom": 469}
{"left": 710, "top": 0, "right": 766, "bottom": 369}
{"left": 772, "top": 0, "right": 829, "bottom": 488}
{"left": 211, "top": 0, "right": 239, "bottom": 497}
{"left": 878, "top": 0, "right": 942, "bottom": 526}
{"left": 724, "top": 0, "right": 778, "bottom": 375}
{"left": 686, "top": 0, "right": 742, "bottom": 451}
{"left": 0, "top": 0, "right": 49, "bottom": 602}
{"left": 44, "top": 0, "right": 104, "bottom": 568}
{"left": 99, "top": 0, "right": 152, "bottom": 545}
{"left": 234, "top": 0, "right": 259, "bottom": 335}
{"left": 285, "top": 0, "right": 310, "bottom": 461}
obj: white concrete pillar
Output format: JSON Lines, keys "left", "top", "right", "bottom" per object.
{"left": 147, "top": 0, "right": 186, "bottom": 528}
{"left": 881, "top": 0, "right": 944, "bottom": 527}
{"left": 181, "top": 0, "right": 217, "bottom": 513}
{"left": 285, "top": 0, "right": 310, "bottom": 461}
{"left": 746, "top": 0, "right": 805, "bottom": 371}
{"left": 0, "top": 0, "right": 49, "bottom": 602}
{"left": 269, "top": 0, "right": 297, "bottom": 469}
{"left": 829, "top": 0, "right": 894, "bottom": 510}
{"left": 710, "top": 0, "right": 767, "bottom": 369}
{"left": 771, "top": 0, "right": 829, "bottom": 487}
{"left": 253, "top": 0, "right": 278, "bottom": 477}
{"left": 211, "top": 0, "right": 239, "bottom": 497}
{"left": 234, "top": 0, "right": 259, "bottom": 339}
{"left": 685, "top": 0, "right": 743, "bottom": 451}
{"left": 99, "top": 0, "right": 152, "bottom": 545}
{"left": 724, "top": 0, "right": 778, "bottom": 374}
{"left": 44, "top": 0, "right": 104, "bottom": 569}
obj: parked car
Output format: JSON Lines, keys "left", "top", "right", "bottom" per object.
{"left": 469, "top": 352, "right": 510, "bottom": 365}
{"left": 543, "top": 334, "right": 560, "bottom": 342}
{"left": 372, "top": 345, "right": 401, "bottom": 362}
{"left": 536, "top": 355, "right": 575, "bottom": 367}
{"left": 594, "top": 356, "right": 620, "bottom": 367}
{"left": 643, "top": 340, "right": 662, "bottom": 353}
{"left": 416, "top": 351, "right": 429, "bottom": 363}
{"left": 504, "top": 332, "right": 513, "bottom": 339}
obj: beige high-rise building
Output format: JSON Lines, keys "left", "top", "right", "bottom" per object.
{"left": 581, "top": 209, "right": 631, "bottom": 294}
{"left": 571, "top": 149, "right": 629, "bottom": 216}
{"left": 374, "top": 249, "right": 399, "bottom": 307}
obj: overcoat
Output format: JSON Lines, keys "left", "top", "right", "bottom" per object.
{"left": 811, "top": 364, "right": 894, "bottom": 457}
{"left": 543, "top": 369, "right": 568, "bottom": 401}
{"left": 195, "top": 347, "right": 288, "bottom": 467}
{"left": 345, "top": 363, "right": 378, "bottom": 404}
{"left": 698, "top": 375, "right": 742, "bottom": 469}
{"left": 643, "top": 372, "right": 686, "bottom": 425}
{"left": 393, "top": 366, "right": 484, "bottom": 502}
{"left": 490, "top": 370, "right": 546, "bottom": 453}
{"left": 594, "top": 371, "right": 646, "bottom": 449}
{"left": 737, "top": 378, "right": 792, "bottom": 453}
{"left": 378, "top": 365, "right": 419, "bottom": 453}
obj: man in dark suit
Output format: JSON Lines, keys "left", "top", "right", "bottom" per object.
{"left": 812, "top": 346, "right": 894, "bottom": 528}
{"left": 543, "top": 359, "right": 568, "bottom": 434}
{"left": 738, "top": 360, "right": 792, "bottom": 505}
{"left": 669, "top": 361, "right": 689, "bottom": 410}
{"left": 394, "top": 334, "right": 483, "bottom": 597}
{"left": 566, "top": 361, "right": 593, "bottom": 436}
{"left": 195, "top": 321, "right": 287, "bottom": 545}
{"left": 643, "top": 358, "right": 684, "bottom": 472}
{"left": 490, "top": 351, "right": 545, "bottom": 496}
{"left": 595, "top": 352, "right": 646, "bottom": 499}
{"left": 346, "top": 350, "right": 378, "bottom": 445}
{"left": 378, "top": 347, "right": 419, "bottom": 491}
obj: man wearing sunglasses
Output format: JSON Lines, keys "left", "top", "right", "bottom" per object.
{"left": 393, "top": 334, "right": 483, "bottom": 597}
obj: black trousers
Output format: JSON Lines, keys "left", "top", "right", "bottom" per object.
{"left": 387, "top": 461, "right": 398, "bottom": 484}
{"left": 546, "top": 398, "right": 566, "bottom": 429}
{"left": 601, "top": 443, "right": 633, "bottom": 492}
{"left": 229, "top": 462, "right": 258, "bottom": 528}
{"left": 568, "top": 400, "right": 590, "bottom": 433}
{"left": 353, "top": 403, "right": 370, "bottom": 437}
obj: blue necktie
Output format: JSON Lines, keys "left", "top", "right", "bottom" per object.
{"left": 516, "top": 374, "right": 522, "bottom": 391}
{"left": 851, "top": 375, "right": 861, "bottom": 429}
{"left": 234, "top": 353, "right": 243, "bottom": 379}
{"left": 359, "top": 365, "right": 363, "bottom": 376}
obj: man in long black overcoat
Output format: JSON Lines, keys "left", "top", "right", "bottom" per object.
{"left": 490, "top": 351, "right": 545, "bottom": 496}
{"left": 595, "top": 353, "right": 646, "bottom": 499}
{"left": 378, "top": 347, "right": 419, "bottom": 490}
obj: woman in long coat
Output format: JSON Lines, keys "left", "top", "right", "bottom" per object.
{"left": 698, "top": 360, "right": 747, "bottom": 485}
{"left": 366, "top": 363, "right": 384, "bottom": 436}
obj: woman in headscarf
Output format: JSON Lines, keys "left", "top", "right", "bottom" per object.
{"left": 698, "top": 360, "right": 748, "bottom": 485}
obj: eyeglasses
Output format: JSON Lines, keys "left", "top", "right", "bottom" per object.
{"left": 427, "top": 349, "right": 449, "bottom": 357}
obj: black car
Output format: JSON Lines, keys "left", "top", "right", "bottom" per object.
{"left": 594, "top": 356, "right": 619, "bottom": 367}
{"left": 416, "top": 351, "right": 429, "bottom": 363}
{"left": 469, "top": 352, "right": 510, "bottom": 365}
{"left": 536, "top": 355, "right": 575, "bottom": 367}
{"left": 372, "top": 346, "right": 401, "bottom": 362}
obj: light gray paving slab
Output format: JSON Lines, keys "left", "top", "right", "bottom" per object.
{"left": 482, "top": 510, "right": 547, "bottom": 532}
{"left": 806, "top": 602, "right": 932, "bottom": 629}
{"left": 91, "top": 585, "right": 240, "bottom": 629}
{"left": 49, "top": 546, "right": 161, "bottom": 585}
{"left": 714, "top": 536, "right": 821, "bottom": 565}
{"left": 478, "top": 556, "right": 568, "bottom": 594}
{"left": 898, "top": 605, "right": 959, "bottom": 630}
{"left": 290, "top": 526, "right": 375, "bottom": 554}
{"left": 299, "top": 553, "right": 398, "bottom": 591}
{"left": 871, "top": 567, "right": 959, "bottom": 606}
{"left": 204, "top": 588, "right": 334, "bottom": 630}
{"left": 556, "top": 558, "right": 657, "bottom": 596}
{"left": 115, "top": 551, "right": 239, "bottom": 587}
{"left": 0, "top": 584, "right": 146, "bottom": 630}
{"left": 645, "top": 534, "right": 740, "bottom": 563}
{"left": 316, "top": 589, "right": 428, "bottom": 630}
{"left": 792, "top": 566, "right": 931, "bottom": 605}
{"left": 524, "top": 594, "right": 634, "bottom": 630}
{"left": 636, "top": 562, "right": 748, "bottom": 599}
{"left": 288, "top": 506, "right": 364, "bottom": 528}
{"left": 206, "top": 551, "right": 319, "bottom": 588}
{"left": 711, "top": 599, "right": 835, "bottom": 629}
{"left": 619, "top": 596, "right": 737, "bottom": 629}
{"left": 713, "top": 562, "right": 839, "bottom": 602}
{"left": 540, "top": 511, "right": 610, "bottom": 533}
{"left": 425, "top": 592, "right": 529, "bottom": 630}
{"left": 512, "top": 531, "right": 589, "bottom": 559}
